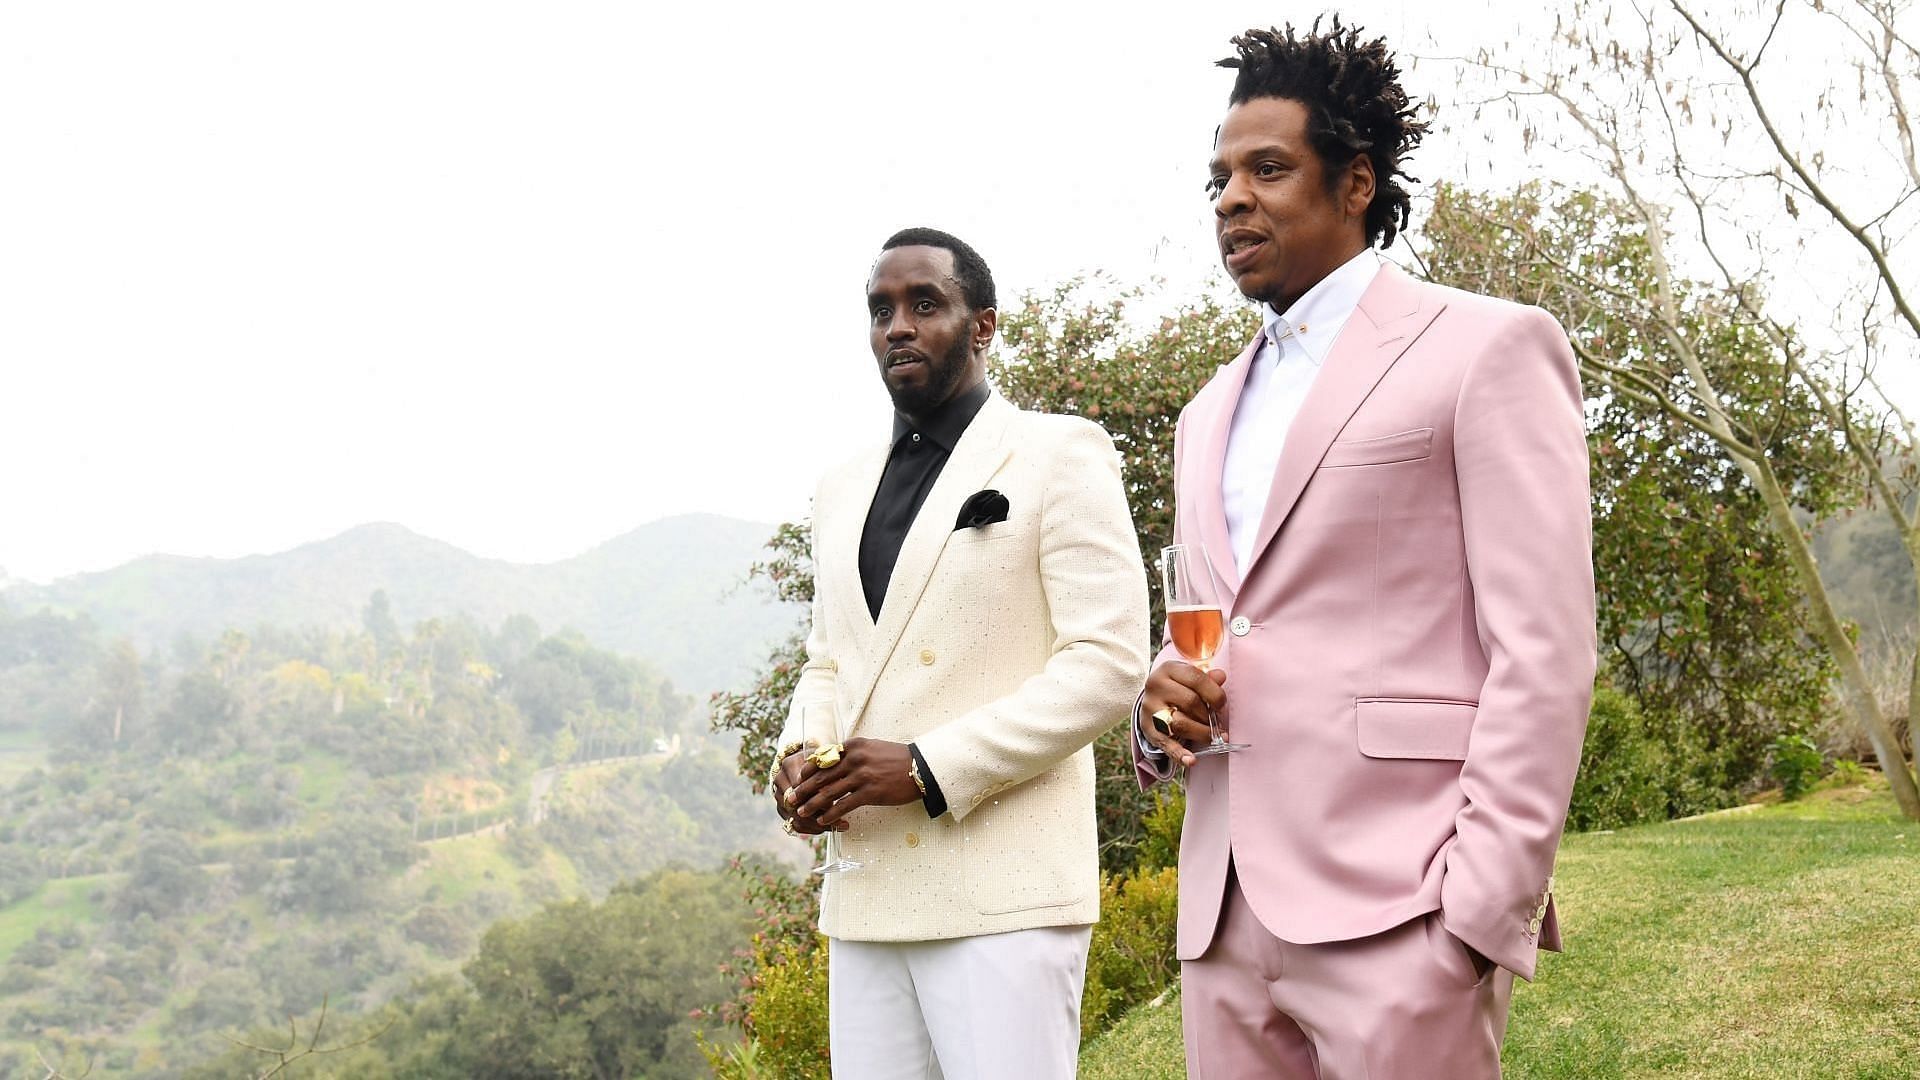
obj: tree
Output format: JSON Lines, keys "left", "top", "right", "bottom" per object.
{"left": 1450, "top": 0, "right": 1920, "bottom": 816}
{"left": 1421, "top": 183, "right": 1842, "bottom": 801}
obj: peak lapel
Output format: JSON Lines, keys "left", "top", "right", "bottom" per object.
{"left": 1243, "top": 266, "right": 1444, "bottom": 577}
{"left": 1191, "top": 339, "right": 1260, "bottom": 599}
{"left": 820, "top": 446, "right": 889, "bottom": 658}
{"left": 844, "top": 394, "right": 1016, "bottom": 731}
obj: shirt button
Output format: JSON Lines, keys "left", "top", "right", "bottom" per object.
{"left": 1229, "top": 616, "right": 1252, "bottom": 637}
{"left": 905, "top": 832, "right": 920, "bottom": 848}
{"left": 919, "top": 648, "right": 936, "bottom": 666}
{"left": 911, "top": 433, "right": 922, "bottom": 443}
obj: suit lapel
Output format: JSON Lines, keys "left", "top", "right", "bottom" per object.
{"left": 1192, "top": 340, "right": 1259, "bottom": 600}
{"left": 843, "top": 394, "right": 1016, "bottom": 731}
{"left": 821, "top": 446, "right": 888, "bottom": 659}
{"left": 1243, "top": 265, "right": 1444, "bottom": 576}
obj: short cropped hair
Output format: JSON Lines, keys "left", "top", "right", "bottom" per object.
{"left": 879, "top": 227, "right": 998, "bottom": 312}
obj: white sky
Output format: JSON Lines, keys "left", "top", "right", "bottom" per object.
{"left": 2, "top": 1, "right": 1910, "bottom": 583}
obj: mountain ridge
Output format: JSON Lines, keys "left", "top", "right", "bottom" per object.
{"left": 2, "top": 513, "right": 795, "bottom": 693}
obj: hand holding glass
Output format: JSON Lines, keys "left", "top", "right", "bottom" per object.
{"left": 803, "top": 704, "right": 862, "bottom": 875}
{"left": 1161, "top": 544, "right": 1248, "bottom": 755}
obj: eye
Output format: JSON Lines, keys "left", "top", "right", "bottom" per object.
{"left": 871, "top": 306, "right": 890, "bottom": 322}
{"left": 915, "top": 299, "right": 937, "bottom": 314}
{"left": 1205, "top": 175, "right": 1227, "bottom": 200}
{"left": 1256, "top": 162, "right": 1284, "bottom": 178}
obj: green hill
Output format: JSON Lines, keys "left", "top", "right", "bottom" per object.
{"left": 0, "top": 603, "right": 791, "bottom": 1077}
{"left": 1079, "top": 781, "right": 1920, "bottom": 1079}
{"left": 2, "top": 513, "right": 793, "bottom": 695}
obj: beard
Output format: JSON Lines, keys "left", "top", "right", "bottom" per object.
{"left": 884, "top": 332, "right": 976, "bottom": 418}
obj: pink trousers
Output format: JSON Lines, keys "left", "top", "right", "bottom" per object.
{"left": 1182, "top": 870, "right": 1514, "bottom": 1079}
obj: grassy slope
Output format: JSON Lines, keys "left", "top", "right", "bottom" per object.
{"left": 1081, "top": 781, "right": 1920, "bottom": 1080}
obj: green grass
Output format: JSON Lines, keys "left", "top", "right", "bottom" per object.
{"left": 1079, "top": 781, "right": 1920, "bottom": 1080}
{"left": 0, "top": 874, "right": 107, "bottom": 962}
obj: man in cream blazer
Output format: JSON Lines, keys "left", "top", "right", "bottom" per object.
{"left": 1134, "top": 24, "right": 1597, "bottom": 1079}
{"left": 776, "top": 227, "right": 1149, "bottom": 1079}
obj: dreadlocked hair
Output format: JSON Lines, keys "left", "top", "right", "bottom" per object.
{"left": 1218, "top": 17, "right": 1430, "bottom": 248}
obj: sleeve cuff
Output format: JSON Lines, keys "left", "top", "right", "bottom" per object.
{"left": 907, "top": 742, "right": 948, "bottom": 818}
{"left": 1134, "top": 692, "right": 1167, "bottom": 759}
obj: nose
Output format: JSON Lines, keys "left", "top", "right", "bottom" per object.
{"left": 885, "top": 313, "right": 915, "bottom": 343}
{"left": 1215, "top": 168, "right": 1252, "bottom": 219}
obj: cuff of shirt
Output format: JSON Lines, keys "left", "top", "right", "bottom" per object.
{"left": 1134, "top": 690, "right": 1168, "bottom": 760}
{"left": 907, "top": 742, "right": 948, "bottom": 818}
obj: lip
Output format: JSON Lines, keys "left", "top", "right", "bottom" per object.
{"left": 885, "top": 349, "right": 927, "bottom": 371}
{"left": 1221, "top": 231, "right": 1268, "bottom": 274}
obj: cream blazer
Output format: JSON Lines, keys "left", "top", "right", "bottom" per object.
{"left": 781, "top": 391, "right": 1150, "bottom": 941}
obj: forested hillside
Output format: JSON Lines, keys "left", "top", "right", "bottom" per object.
{"left": 0, "top": 599, "right": 784, "bottom": 1077}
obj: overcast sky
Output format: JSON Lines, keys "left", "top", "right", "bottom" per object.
{"left": 1, "top": 1, "right": 1906, "bottom": 583}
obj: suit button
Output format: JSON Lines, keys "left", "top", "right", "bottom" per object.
{"left": 1229, "top": 616, "right": 1251, "bottom": 637}
{"left": 905, "top": 832, "right": 920, "bottom": 848}
{"left": 828, "top": 659, "right": 839, "bottom": 673}
{"left": 919, "top": 649, "right": 936, "bottom": 666}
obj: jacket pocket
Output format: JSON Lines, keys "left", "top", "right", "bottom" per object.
{"left": 1355, "top": 697, "right": 1477, "bottom": 760}
{"left": 1321, "top": 427, "right": 1434, "bottom": 468}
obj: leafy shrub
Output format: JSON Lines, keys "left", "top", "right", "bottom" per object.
{"left": 1824, "top": 758, "right": 1870, "bottom": 789}
{"left": 1081, "top": 866, "right": 1180, "bottom": 1038}
{"left": 1569, "top": 687, "right": 1682, "bottom": 830}
{"left": 1769, "top": 733, "right": 1823, "bottom": 801}
{"left": 705, "top": 937, "right": 830, "bottom": 1080}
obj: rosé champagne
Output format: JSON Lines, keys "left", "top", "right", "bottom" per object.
{"left": 1166, "top": 605, "right": 1224, "bottom": 669}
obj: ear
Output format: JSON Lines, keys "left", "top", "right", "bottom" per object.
{"left": 972, "top": 307, "right": 998, "bottom": 354}
{"left": 1342, "top": 153, "right": 1376, "bottom": 222}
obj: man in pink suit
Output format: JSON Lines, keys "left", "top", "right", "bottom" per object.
{"left": 1133, "top": 20, "right": 1597, "bottom": 1079}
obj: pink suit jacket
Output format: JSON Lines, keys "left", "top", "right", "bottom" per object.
{"left": 1136, "top": 263, "right": 1597, "bottom": 980}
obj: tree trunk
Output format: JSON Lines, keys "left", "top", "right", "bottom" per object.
{"left": 1751, "top": 465, "right": 1920, "bottom": 818}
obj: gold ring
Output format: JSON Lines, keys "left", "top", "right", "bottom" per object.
{"left": 782, "top": 818, "right": 797, "bottom": 837}
{"left": 1150, "top": 707, "right": 1175, "bottom": 736}
{"left": 783, "top": 786, "right": 797, "bottom": 806}
{"left": 808, "top": 742, "right": 845, "bottom": 769}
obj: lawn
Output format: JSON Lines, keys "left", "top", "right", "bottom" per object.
{"left": 1080, "top": 781, "right": 1920, "bottom": 1079}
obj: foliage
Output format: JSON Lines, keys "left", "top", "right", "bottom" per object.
{"left": 1768, "top": 733, "right": 1824, "bottom": 801}
{"left": 1423, "top": 182, "right": 1843, "bottom": 798}
{"left": 709, "top": 522, "right": 814, "bottom": 794}
{"left": 1080, "top": 866, "right": 1180, "bottom": 1039}
{"left": 705, "top": 936, "right": 830, "bottom": 1080}
{"left": 1569, "top": 685, "right": 1711, "bottom": 831}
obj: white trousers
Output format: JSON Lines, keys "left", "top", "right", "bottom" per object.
{"left": 828, "top": 924, "right": 1093, "bottom": 1080}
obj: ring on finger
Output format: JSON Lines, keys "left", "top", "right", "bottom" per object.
{"left": 1150, "top": 707, "right": 1176, "bottom": 737}
{"left": 782, "top": 818, "right": 798, "bottom": 837}
{"left": 808, "top": 742, "right": 845, "bottom": 769}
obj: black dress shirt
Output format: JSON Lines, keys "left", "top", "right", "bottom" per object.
{"left": 855, "top": 379, "right": 990, "bottom": 819}
{"left": 858, "top": 379, "right": 991, "bottom": 619}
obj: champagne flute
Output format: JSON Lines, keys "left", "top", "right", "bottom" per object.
{"left": 1161, "top": 544, "right": 1249, "bottom": 756}
{"left": 805, "top": 704, "right": 862, "bottom": 875}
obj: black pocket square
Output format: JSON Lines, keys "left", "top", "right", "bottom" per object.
{"left": 955, "top": 489, "right": 1010, "bottom": 530}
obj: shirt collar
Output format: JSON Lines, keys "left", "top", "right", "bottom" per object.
{"left": 1260, "top": 247, "right": 1383, "bottom": 367}
{"left": 891, "top": 378, "right": 991, "bottom": 452}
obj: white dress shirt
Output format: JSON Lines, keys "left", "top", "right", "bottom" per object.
{"left": 1220, "top": 247, "right": 1382, "bottom": 575}
{"left": 1140, "top": 248, "right": 1382, "bottom": 761}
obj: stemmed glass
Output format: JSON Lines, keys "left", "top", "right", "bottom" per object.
{"left": 1161, "top": 544, "right": 1249, "bottom": 756}
{"left": 804, "top": 704, "right": 862, "bottom": 876}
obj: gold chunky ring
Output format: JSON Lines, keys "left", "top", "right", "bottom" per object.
{"left": 782, "top": 818, "right": 798, "bottom": 837}
{"left": 783, "top": 786, "right": 798, "bottom": 806}
{"left": 808, "top": 743, "right": 845, "bottom": 769}
{"left": 1150, "top": 707, "right": 1176, "bottom": 737}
